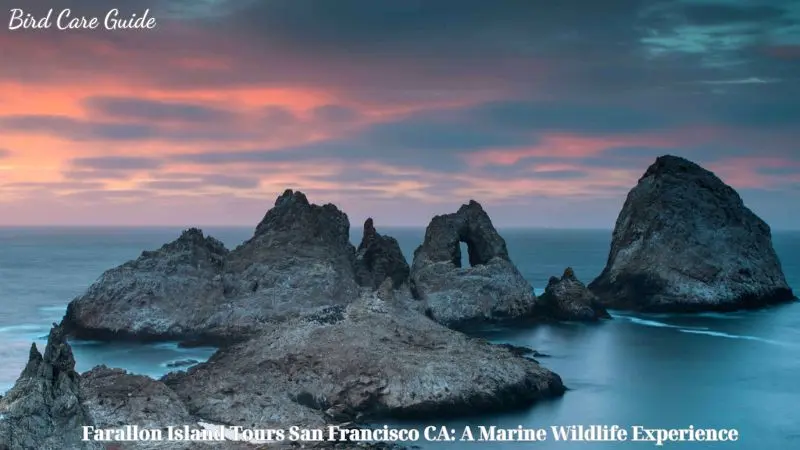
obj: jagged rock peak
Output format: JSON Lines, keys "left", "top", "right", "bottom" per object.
{"left": 159, "top": 227, "right": 228, "bottom": 256}
{"left": 359, "top": 217, "right": 378, "bottom": 250}
{"left": 0, "top": 324, "right": 100, "bottom": 449}
{"left": 589, "top": 155, "right": 794, "bottom": 312}
{"left": 355, "top": 218, "right": 410, "bottom": 290}
{"left": 253, "top": 189, "right": 351, "bottom": 244}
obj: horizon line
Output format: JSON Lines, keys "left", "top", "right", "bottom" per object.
{"left": 1, "top": 225, "right": 799, "bottom": 232}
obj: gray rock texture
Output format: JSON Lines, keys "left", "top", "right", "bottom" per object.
{"left": 537, "top": 268, "right": 611, "bottom": 321}
{"left": 0, "top": 325, "right": 102, "bottom": 450}
{"left": 409, "top": 200, "right": 537, "bottom": 327}
{"left": 354, "top": 218, "right": 410, "bottom": 290}
{"left": 62, "top": 190, "right": 361, "bottom": 344}
{"left": 163, "top": 284, "right": 565, "bottom": 428}
{"left": 62, "top": 228, "right": 230, "bottom": 343}
{"left": 589, "top": 155, "right": 795, "bottom": 312}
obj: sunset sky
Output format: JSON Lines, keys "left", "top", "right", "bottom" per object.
{"left": 0, "top": 0, "right": 798, "bottom": 228}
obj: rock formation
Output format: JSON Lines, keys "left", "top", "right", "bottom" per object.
{"left": 0, "top": 325, "right": 102, "bottom": 450}
{"left": 163, "top": 286, "right": 565, "bottom": 428}
{"left": 354, "top": 218, "right": 410, "bottom": 290}
{"left": 62, "top": 190, "right": 361, "bottom": 345}
{"left": 537, "top": 268, "right": 611, "bottom": 321}
{"left": 62, "top": 228, "right": 230, "bottom": 343}
{"left": 589, "top": 155, "right": 795, "bottom": 312}
{"left": 409, "top": 200, "right": 537, "bottom": 327}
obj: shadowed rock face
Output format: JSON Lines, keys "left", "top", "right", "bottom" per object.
{"left": 410, "top": 201, "right": 537, "bottom": 327}
{"left": 62, "top": 190, "right": 360, "bottom": 345}
{"left": 589, "top": 155, "right": 795, "bottom": 312}
{"left": 163, "top": 285, "right": 565, "bottom": 428}
{"left": 355, "top": 218, "right": 410, "bottom": 290}
{"left": 0, "top": 325, "right": 101, "bottom": 450}
{"left": 537, "top": 268, "right": 611, "bottom": 321}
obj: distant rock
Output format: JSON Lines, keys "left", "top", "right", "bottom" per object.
{"left": 537, "top": 268, "right": 611, "bottom": 321}
{"left": 62, "top": 190, "right": 361, "bottom": 345}
{"left": 163, "top": 288, "right": 565, "bottom": 428}
{"left": 589, "top": 155, "right": 795, "bottom": 312}
{"left": 0, "top": 325, "right": 101, "bottom": 450}
{"left": 409, "top": 200, "right": 537, "bottom": 327}
{"left": 355, "top": 218, "right": 410, "bottom": 290}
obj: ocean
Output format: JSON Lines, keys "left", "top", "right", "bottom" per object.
{"left": 1, "top": 227, "right": 798, "bottom": 449}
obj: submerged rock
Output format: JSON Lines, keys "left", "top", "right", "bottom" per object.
{"left": 62, "top": 190, "right": 361, "bottom": 344}
{"left": 589, "top": 155, "right": 795, "bottom": 312}
{"left": 163, "top": 288, "right": 565, "bottom": 429}
{"left": 354, "top": 218, "right": 410, "bottom": 290}
{"left": 0, "top": 325, "right": 101, "bottom": 450}
{"left": 537, "top": 268, "right": 611, "bottom": 321}
{"left": 409, "top": 200, "right": 537, "bottom": 327}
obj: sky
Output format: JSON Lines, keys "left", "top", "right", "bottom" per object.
{"left": 0, "top": 0, "right": 798, "bottom": 229}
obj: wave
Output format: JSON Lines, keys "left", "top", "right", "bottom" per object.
{"left": 613, "top": 315, "right": 709, "bottom": 331}
{"left": 678, "top": 329, "right": 785, "bottom": 345}
{"left": 0, "top": 324, "right": 50, "bottom": 334}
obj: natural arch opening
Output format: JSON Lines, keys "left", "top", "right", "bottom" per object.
{"left": 459, "top": 241, "right": 470, "bottom": 268}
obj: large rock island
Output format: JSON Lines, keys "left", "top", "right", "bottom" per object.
{"left": 62, "top": 190, "right": 361, "bottom": 345}
{"left": 409, "top": 201, "right": 538, "bottom": 327}
{"left": 589, "top": 155, "right": 795, "bottom": 312}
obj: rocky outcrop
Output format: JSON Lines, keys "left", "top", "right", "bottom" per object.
{"left": 537, "top": 268, "right": 611, "bottom": 321}
{"left": 62, "top": 190, "right": 361, "bottom": 345}
{"left": 222, "top": 189, "right": 359, "bottom": 317}
{"left": 0, "top": 325, "right": 101, "bottom": 450}
{"left": 409, "top": 200, "right": 537, "bottom": 327}
{"left": 62, "top": 228, "right": 229, "bottom": 343}
{"left": 354, "top": 219, "right": 410, "bottom": 290}
{"left": 163, "top": 285, "right": 565, "bottom": 428}
{"left": 589, "top": 155, "right": 796, "bottom": 312}
{"left": 80, "top": 366, "right": 193, "bottom": 431}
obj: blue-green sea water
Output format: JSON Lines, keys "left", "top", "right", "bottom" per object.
{"left": 0, "top": 227, "right": 798, "bottom": 449}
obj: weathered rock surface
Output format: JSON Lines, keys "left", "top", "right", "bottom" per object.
{"left": 354, "top": 218, "right": 410, "bottom": 290}
{"left": 0, "top": 325, "right": 102, "bottom": 450}
{"left": 62, "top": 228, "right": 229, "bottom": 343}
{"left": 222, "top": 189, "right": 359, "bottom": 320}
{"left": 81, "top": 366, "right": 193, "bottom": 431}
{"left": 409, "top": 200, "right": 537, "bottom": 327}
{"left": 589, "top": 155, "right": 796, "bottom": 312}
{"left": 163, "top": 284, "right": 565, "bottom": 429}
{"left": 62, "top": 190, "right": 361, "bottom": 344}
{"left": 537, "top": 268, "right": 611, "bottom": 321}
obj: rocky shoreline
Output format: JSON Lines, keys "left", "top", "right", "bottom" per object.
{"left": 1, "top": 155, "right": 796, "bottom": 449}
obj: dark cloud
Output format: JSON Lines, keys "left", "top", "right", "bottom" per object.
{"left": 0, "top": 148, "right": 10, "bottom": 158}
{"left": 83, "top": 96, "right": 236, "bottom": 123}
{"left": 71, "top": 156, "right": 163, "bottom": 171}
{"left": 141, "top": 174, "right": 260, "bottom": 190}
{"left": 469, "top": 101, "right": 676, "bottom": 134}
{"left": 530, "top": 170, "right": 590, "bottom": 180}
{"left": 312, "top": 105, "right": 361, "bottom": 124}
{"left": 0, "top": 114, "right": 255, "bottom": 142}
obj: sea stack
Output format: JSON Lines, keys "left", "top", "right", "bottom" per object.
{"left": 589, "top": 155, "right": 795, "bottom": 312}
{"left": 354, "top": 218, "right": 410, "bottom": 290}
{"left": 410, "top": 200, "right": 537, "bottom": 327}
{"left": 0, "top": 325, "right": 101, "bottom": 450}
{"left": 538, "top": 268, "right": 611, "bottom": 321}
